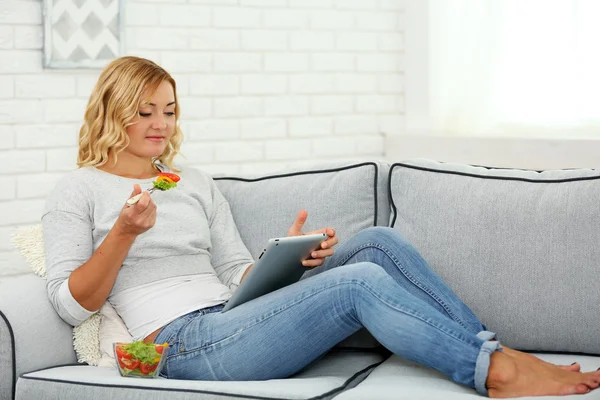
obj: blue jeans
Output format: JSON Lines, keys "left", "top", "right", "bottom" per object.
{"left": 154, "top": 227, "right": 501, "bottom": 396}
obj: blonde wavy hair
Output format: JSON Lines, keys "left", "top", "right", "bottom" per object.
{"left": 78, "top": 56, "right": 183, "bottom": 170}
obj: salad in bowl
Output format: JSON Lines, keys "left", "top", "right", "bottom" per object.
{"left": 114, "top": 341, "right": 168, "bottom": 378}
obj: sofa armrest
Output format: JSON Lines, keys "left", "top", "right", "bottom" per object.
{"left": 0, "top": 273, "right": 76, "bottom": 400}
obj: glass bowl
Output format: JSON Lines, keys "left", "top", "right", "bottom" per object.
{"left": 113, "top": 341, "right": 168, "bottom": 378}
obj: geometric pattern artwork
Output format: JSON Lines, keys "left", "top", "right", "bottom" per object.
{"left": 43, "top": 0, "right": 123, "bottom": 68}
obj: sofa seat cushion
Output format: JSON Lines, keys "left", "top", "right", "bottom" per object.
{"left": 335, "top": 353, "right": 600, "bottom": 399}
{"left": 17, "top": 350, "right": 385, "bottom": 400}
{"left": 388, "top": 159, "right": 600, "bottom": 354}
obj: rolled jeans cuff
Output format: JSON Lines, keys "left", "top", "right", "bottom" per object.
{"left": 474, "top": 331, "right": 503, "bottom": 396}
{"left": 477, "top": 330, "right": 498, "bottom": 342}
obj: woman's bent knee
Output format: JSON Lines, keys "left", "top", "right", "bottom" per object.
{"left": 356, "top": 226, "right": 407, "bottom": 243}
{"left": 354, "top": 227, "right": 415, "bottom": 253}
{"left": 340, "top": 261, "right": 388, "bottom": 282}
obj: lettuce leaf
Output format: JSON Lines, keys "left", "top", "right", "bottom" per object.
{"left": 123, "top": 341, "right": 161, "bottom": 364}
{"left": 153, "top": 180, "right": 177, "bottom": 191}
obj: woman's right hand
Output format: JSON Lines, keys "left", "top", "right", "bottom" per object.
{"left": 115, "top": 184, "right": 157, "bottom": 236}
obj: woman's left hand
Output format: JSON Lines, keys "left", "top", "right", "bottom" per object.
{"left": 287, "top": 209, "right": 339, "bottom": 268}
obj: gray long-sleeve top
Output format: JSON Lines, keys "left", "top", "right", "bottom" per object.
{"left": 42, "top": 165, "right": 253, "bottom": 338}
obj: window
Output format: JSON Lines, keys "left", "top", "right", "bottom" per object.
{"left": 428, "top": 0, "right": 600, "bottom": 138}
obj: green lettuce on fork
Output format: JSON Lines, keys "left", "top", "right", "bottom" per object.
{"left": 152, "top": 172, "right": 180, "bottom": 191}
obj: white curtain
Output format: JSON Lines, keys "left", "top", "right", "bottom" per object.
{"left": 429, "top": 0, "right": 600, "bottom": 138}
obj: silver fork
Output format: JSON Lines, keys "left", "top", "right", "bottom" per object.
{"left": 126, "top": 187, "right": 157, "bottom": 207}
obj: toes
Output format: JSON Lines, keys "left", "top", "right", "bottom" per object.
{"left": 584, "top": 371, "right": 600, "bottom": 380}
{"left": 580, "top": 385, "right": 592, "bottom": 394}
{"left": 580, "top": 373, "right": 600, "bottom": 389}
{"left": 566, "top": 384, "right": 591, "bottom": 395}
{"left": 590, "top": 375, "right": 600, "bottom": 386}
{"left": 583, "top": 377, "right": 600, "bottom": 389}
{"left": 559, "top": 363, "right": 581, "bottom": 372}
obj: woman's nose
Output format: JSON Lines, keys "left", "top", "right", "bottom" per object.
{"left": 152, "top": 116, "right": 167, "bottom": 129}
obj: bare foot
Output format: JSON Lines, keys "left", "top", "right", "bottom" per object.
{"left": 502, "top": 347, "right": 580, "bottom": 372}
{"left": 487, "top": 351, "right": 600, "bottom": 398}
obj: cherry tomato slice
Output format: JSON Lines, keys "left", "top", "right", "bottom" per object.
{"left": 118, "top": 357, "right": 140, "bottom": 371}
{"left": 140, "top": 362, "right": 158, "bottom": 375}
{"left": 158, "top": 172, "right": 180, "bottom": 182}
{"left": 115, "top": 345, "right": 132, "bottom": 360}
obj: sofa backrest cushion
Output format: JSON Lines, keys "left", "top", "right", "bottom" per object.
{"left": 215, "top": 161, "right": 390, "bottom": 259}
{"left": 389, "top": 158, "right": 600, "bottom": 354}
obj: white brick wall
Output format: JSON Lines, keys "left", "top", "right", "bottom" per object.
{"left": 0, "top": 0, "right": 405, "bottom": 267}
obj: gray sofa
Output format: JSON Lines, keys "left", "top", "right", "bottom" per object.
{"left": 2, "top": 158, "right": 600, "bottom": 400}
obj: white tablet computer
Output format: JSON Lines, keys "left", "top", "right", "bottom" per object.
{"left": 222, "top": 233, "right": 327, "bottom": 312}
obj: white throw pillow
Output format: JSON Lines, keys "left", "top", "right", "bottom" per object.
{"left": 98, "top": 302, "right": 134, "bottom": 367}
{"left": 72, "top": 312, "right": 103, "bottom": 365}
{"left": 10, "top": 224, "right": 46, "bottom": 277}
{"left": 11, "top": 224, "right": 133, "bottom": 366}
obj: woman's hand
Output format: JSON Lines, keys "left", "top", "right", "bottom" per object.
{"left": 115, "top": 184, "right": 157, "bottom": 237}
{"left": 287, "top": 209, "right": 339, "bottom": 268}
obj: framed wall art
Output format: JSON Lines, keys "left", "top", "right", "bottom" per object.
{"left": 43, "top": 0, "right": 123, "bottom": 68}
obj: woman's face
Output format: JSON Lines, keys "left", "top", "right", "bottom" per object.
{"left": 124, "top": 80, "right": 176, "bottom": 160}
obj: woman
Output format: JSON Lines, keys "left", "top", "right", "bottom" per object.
{"left": 42, "top": 56, "right": 600, "bottom": 398}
